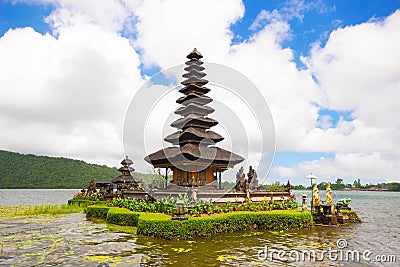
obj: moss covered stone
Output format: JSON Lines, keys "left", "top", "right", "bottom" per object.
{"left": 340, "top": 210, "right": 361, "bottom": 223}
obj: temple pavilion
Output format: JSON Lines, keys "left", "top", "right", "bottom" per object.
{"left": 145, "top": 48, "right": 244, "bottom": 188}
{"left": 112, "top": 156, "right": 140, "bottom": 190}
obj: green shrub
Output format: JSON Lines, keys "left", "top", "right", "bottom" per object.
{"left": 137, "top": 210, "right": 313, "bottom": 240}
{"left": 110, "top": 197, "right": 299, "bottom": 216}
{"left": 85, "top": 205, "right": 110, "bottom": 219}
{"left": 106, "top": 207, "right": 140, "bottom": 226}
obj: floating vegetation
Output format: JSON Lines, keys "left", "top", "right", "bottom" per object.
{"left": 106, "top": 223, "right": 137, "bottom": 235}
{"left": 0, "top": 204, "right": 83, "bottom": 219}
{"left": 242, "top": 231, "right": 263, "bottom": 237}
{"left": 171, "top": 247, "right": 192, "bottom": 253}
{"left": 216, "top": 254, "right": 238, "bottom": 261}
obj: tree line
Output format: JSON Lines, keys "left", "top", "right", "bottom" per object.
{"left": 293, "top": 178, "right": 400, "bottom": 191}
{"left": 0, "top": 150, "right": 156, "bottom": 189}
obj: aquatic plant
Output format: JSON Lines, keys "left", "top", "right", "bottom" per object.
{"left": 0, "top": 204, "right": 83, "bottom": 218}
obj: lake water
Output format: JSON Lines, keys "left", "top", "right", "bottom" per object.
{"left": 0, "top": 189, "right": 399, "bottom": 266}
{"left": 0, "top": 189, "right": 78, "bottom": 205}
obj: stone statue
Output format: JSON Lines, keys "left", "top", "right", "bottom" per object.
{"left": 326, "top": 182, "right": 333, "bottom": 206}
{"left": 247, "top": 166, "right": 255, "bottom": 183}
{"left": 235, "top": 167, "right": 244, "bottom": 190}
{"left": 312, "top": 183, "right": 320, "bottom": 207}
{"left": 235, "top": 167, "right": 246, "bottom": 192}
{"left": 87, "top": 178, "right": 97, "bottom": 196}
{"left": 284, "top": 180, "right": 294, "bottom": 194}
{"left": 191, "top": 188, "right": 198, "bottom": 202}
{"left": 149, "top": 179, "right": 160, "bottom": 191}
{"left": 336, "top": 197, "right": 351, "bottom": 211}
{"left": 248, "top": 166, "right": 259, "bottom": 190}
{"left": 301, "top": 193, "right": 308, "bottom": 210}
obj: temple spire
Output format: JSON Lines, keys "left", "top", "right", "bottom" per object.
{"left": 144, "top": 49, "right": 244, "bottom": 187}
{"left": 165, "top": 48, "right": 223, "bottom": 146}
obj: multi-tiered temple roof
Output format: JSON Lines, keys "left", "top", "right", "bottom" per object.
{"left": 145, "top": 49, "right": 243, "bottom": 186}
{"left": 112, "top": 156, "right": 137, "bottom": 184}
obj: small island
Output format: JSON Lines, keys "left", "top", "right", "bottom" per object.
{"left": 73, "top": 49, "right": 359, "bottom": 239}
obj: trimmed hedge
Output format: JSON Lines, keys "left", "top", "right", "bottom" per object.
{"left": 85, "top": 204, "right": 312, "bottom": 239}
{"left": 85, "top": 205, "right": 110, "bottom": 219}
{"left": 106, "top": 207, "right": 140, "bottom": 226}
{"left": 137, "top": 210, "right": 313, "bottom": 240}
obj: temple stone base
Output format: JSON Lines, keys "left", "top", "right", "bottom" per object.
{"left": 313, "top": 214, "right": 338, "bottom": 225}
{"left": 337, "top": 214, "right": 350, "bottom": 224}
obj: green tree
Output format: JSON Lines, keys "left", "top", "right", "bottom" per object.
{"left": 353, "top": 179, "right": 362, "bottom": 188}
{"left": 0, "top": 150, "right": 158, "bottom": 189}
{"left": 388, "top": 182, "right": 400, "bottom": 191}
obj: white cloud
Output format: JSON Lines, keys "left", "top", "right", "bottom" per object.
{"left": 272, "top": 152, "right": 400, "bottom": 184}
{"left": 273, "top": 10, "right": 400, "bottom": 182}
{"left": 17, "top": 0, "right": 137, "bottom": 33}
{"left": 250, "top": 0, "right": 333, "bottom": 31}
{"left": 0, "top": 5, "right": 144, "bottom": 166}
{"left": 1, "top": 1, "right": 399, "bottom": 183}
{"left": 133, "top": 0, "right": 244, "bottom": 68}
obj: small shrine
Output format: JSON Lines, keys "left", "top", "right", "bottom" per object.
{"left": 145, "top": 49, "right": 244, "bottom": 188}
{"left": 111, "top": 156, "right": 141, "bottom": 191}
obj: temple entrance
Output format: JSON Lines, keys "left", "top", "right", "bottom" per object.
{"left": 173, "top": 166, "right": 214, "bottom": 186}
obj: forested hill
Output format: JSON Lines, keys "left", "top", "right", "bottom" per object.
{"left": 0, "top": 150, "right": 121, "bottom": 189}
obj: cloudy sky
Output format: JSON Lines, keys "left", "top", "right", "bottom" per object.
{"left": 1, "top": 0, "right": 399, "bottom": 185}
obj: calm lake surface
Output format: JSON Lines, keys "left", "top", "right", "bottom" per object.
{"left": 0, "top": 189, "right": 399, "bottom": 266}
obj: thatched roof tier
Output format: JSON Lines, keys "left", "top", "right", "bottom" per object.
{"left": 181, "top": 76, "right": 208, "bottom": 86}
{"left": 184, "top": 64, "right": 205, "bottom": 72}
{"left": 186, "top": 48, "right": 203, "bottom": 60}
{"left": 176, "top": 93, "right": 212, "bottom": 105}
{"left": 120, "top": 157, "right": 133, "bottom": 165}
{"left": 118, "top": 166, "right": 135, "bottom": 172}
{"left": 174, "top": 103, "right": 214, "bottom": 116}
{"left": 185, "top": 59, "right": 204, "bottom": 66}
{"left": 182, "top": 69, "right": 206, "bottom": 79}
{"left": 164, "top": 127, "right": 224, "bottom": 145}
{"left": 144, "top": 143, "right": 244, "bottom": 168}
{"left": 178, "top": 84, "right": 210, "bottom": 95}
{"left": 112, "top": 175, "right": 134, "bottom": 184}
{"left": 95, "top": 180, "right": 112, "bottom": 185}
{"left": 170, "top": 114, "right": 218, "bottom": 129}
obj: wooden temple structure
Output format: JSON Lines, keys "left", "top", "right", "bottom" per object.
{"left": 94, "top": 156, "right": 143, "bottom": 195}
{"left": 80, "top": 49, "right": 291, "bottom": 203}
{"left": 144, "top": 48, "right": 244, "bottom": 188}
{"left": 111, "top": 156, "right": 140, "bottom": 190}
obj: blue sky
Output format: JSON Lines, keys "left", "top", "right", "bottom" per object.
{"left": 2, "top": 0, "right": 399, "bottom": 69}
{"left": 0, "top": 0, "right": 399, "bottom": 185}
